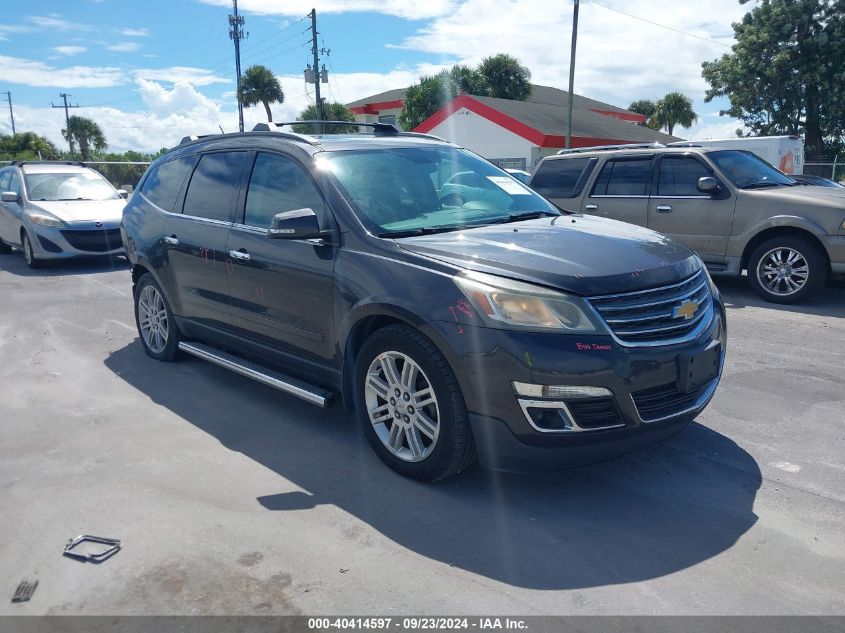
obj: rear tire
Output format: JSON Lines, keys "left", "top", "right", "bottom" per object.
{"left": 21, "top": 231, "right": 43, "bottom": 269}
{"left": 134, "top": 273, "right": 182, "bottom": 361}
{"left": 747, "top": 235, "right": 827, "bottom": 304}
{"left": 354, "top": 324, "right": 476, "bottom": 481}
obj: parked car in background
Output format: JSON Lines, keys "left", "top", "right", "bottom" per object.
{"left": 0, "top": 161, "right": 127, "bottom": 268}
{"left": 791, "top": 174, "right": 844, "bottom": 188}
{"left": 122, "top": 123, "right": 726, "bottom": 481}
{"left": 531, "top": 145, "right": 845, "bottom": 304}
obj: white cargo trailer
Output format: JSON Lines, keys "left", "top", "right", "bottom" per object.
{"left": 670, "top": 135, "right": 804, "bottom": 175}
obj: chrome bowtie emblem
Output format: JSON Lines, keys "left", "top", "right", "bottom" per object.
{"left": 673, "top": 299, "right": 699, "bottom": 320}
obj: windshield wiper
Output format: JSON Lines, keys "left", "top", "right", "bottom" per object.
{"left": 58, "top": 197, "right": 95, "bottom": 201}
{"left": 378, "top": 225, "right": 470, "bottom": 238}
{"left": 490, "top": 210, "right": 561, "bottom": 224}
{"left": 742, "top": 181, "right": 791, "bottom": 189}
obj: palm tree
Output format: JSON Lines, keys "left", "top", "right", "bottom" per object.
{"left": 61, "top": 115, "right": 107, "bottom": 161}
{"left": 238, "top": 65, "right": 285, "bottom": 122}
{"left": 652, "top": 92, "right": 698, "bottom": 136}
{"left": 293, "top": 102, "right": 357, "bottom": 134}
{"left": 477, "top": 54, "right": 531, "bottom": 100}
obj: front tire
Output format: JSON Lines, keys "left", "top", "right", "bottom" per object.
{"left": 21, "top": 231, "right": 43, "bottom": 269}
{"left": 748, "top": 236, "right": 827, "bottom": 304}
{"left": 354, "top": 324, "right": 475, "bottom": 481}
{"left": 134, "top": 273, "right": 181, "bottom": 361}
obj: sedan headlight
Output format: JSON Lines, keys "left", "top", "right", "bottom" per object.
{"left": 27, "top": 211, "right": 64, "bottom": 227}
{"left": 454, "top": 271, "right": 602, "bottom": 332}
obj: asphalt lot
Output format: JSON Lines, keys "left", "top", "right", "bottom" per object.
{"left": 0, "top": 251, "right": 843, "bottom": 616}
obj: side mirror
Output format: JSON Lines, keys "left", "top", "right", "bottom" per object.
{"left": 268, "top": 208, "right": 323, "bottom": 240}
{"left": 116, "top": 189, "right": 129, "bottom": 199}
{"left": 697, "top": 176, "right": 719, "bottom": 194}
{"left": 1, "top": 191, "right": 19, "bottom": 203}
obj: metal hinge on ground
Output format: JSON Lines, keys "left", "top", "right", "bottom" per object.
{"left": 63, "top": 535, "right": 121, "bottom": 563}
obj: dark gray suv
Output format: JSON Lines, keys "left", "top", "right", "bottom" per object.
{"left": 121, "top": 123, "right": 726, "bottom": 481}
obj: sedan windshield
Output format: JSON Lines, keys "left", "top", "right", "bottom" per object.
{"left": 319, "top": 147, "right": 559, "bottom": 235}
{"left": 708, "top": 150, "right": 795, "bottom": 189}
{"left": 24, "top": 171, "right": 120, "bottom": 201}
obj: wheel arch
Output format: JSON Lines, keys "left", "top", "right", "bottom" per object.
{"left": 741, "top": 225, "right": 831, "bottom": 272}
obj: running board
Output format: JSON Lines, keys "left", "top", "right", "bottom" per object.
{"left": 178, "top": 341, "right": 333, "bottom": 408}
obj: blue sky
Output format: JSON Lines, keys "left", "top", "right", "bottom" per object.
{"left": 0, "top": 0, "right": 747, "bottom": 152}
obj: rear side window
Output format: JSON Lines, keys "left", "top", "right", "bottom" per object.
{"left": 140, "top": 156, "right": 196, "bottom": 212}
{"left": 243, "top": 152, "right": 325, "bottom": 229}
{"left": 182, "top": 152, "right": 250, "bottom": 222}
{"left": 0, "top": 171, "right": 10, "bottom": 191}
{"left": 657, "top": 156, "right": 712, "bottom": 196}
{"left": 531, "top": 158, "right": 596, "bottom": 198}
{"left": 592, "top": 158, "right": 652, "bottom": 196}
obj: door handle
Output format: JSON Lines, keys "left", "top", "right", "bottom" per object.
{"left": 656, "top": 205, "right": 673, "bottom": 213}
{"left": 584, "top": 204, "right": 598, "bottom": 211}
{"left": 164, "top": 235, "right": 179, "bottom": 245}
{"left": 229, "top": 249, "right": 250, "bottom": 262}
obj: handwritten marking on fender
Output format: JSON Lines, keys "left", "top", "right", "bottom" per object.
{"left": 576, "top": 342, "right": 612, "bottom": 351}
{"left": 448, "top": 298, "right": 476, "bottom": 334}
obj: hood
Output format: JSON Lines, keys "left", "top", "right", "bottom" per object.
{"left": 747, "top": 184, "right": 845, "bottom": 206}
{"left": 29, "top": 199, "right": 125, "bottom": 223}
{"left": 396, "top": 215, "right": 700, "bottom": 296}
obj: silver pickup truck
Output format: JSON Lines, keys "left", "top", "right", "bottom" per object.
{"left": 531, "top": 145, "right": 845, "bottom": 303}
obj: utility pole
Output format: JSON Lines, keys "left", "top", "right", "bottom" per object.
{"left": 565, "top": 0, "right": 580, "bottom": 149}
{"left": 52, "top": 93, "right": 79, "bottom": 154}
{"left": 2, "top": 92, "right": 14, "bottom": 135}
{"left": 229, "top": 0, "right": 247, "bottom": 133}
{"left": 309, "top": 8, "right": 324, "bottom": 130}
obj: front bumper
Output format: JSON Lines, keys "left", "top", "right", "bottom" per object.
{"left": 821, "top": 235, "right": 845, "bottom": 274}
{"left": 27, "top": 220, "right": 124, "bottom": 260}
{"left": 426, "top": 296, "right": 727, "bottom": 472}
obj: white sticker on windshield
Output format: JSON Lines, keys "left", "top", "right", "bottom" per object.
{"left": 487, "top": 176, "right": 531, "bottom": 195}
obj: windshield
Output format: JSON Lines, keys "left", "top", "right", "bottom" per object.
{"left": 319, "top": 147, "right": 558, "bottom": 235}
{"left": 24, "top": 171, "right": 120, "bottom": 201}
{"left": 708, "top": 150, "right": 795, "bottom": 189}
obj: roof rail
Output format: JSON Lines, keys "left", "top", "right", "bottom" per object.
{"left": 556, "top": 143, "right": 666, "bottom": 155}
{"left": 179, "top": 134, "right": 217, "bottom": 145}
{"left": 11, "top": 160, "right": 87, "bottom": 167}
{"left": 666, "top": 141, "right": 703, "bottom": 148}
{"left": 273, "top": 120, "right": 400, "bottom": 136}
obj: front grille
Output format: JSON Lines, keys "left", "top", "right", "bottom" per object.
{"left": 631, "top": 380, "right": 713, "bottom": 422}
{"left": 60, "top": 228, "right": 122, "bottom": 253}
{"left": 587, "top": 269, "right": 713, "bottom": 345}
{"left": 566, "top": 397, "right": 624, "bottom": 429}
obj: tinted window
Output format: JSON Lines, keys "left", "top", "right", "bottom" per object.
{"left": 657, "top": 157, "right": 713, "bottom": 196}
{"left": 244, "top": 153, "right": 325, "bottom": 229}
{"left": 592, "top": 158, "right": 652, "bottom": 196}
{"left": 532, "top": 158, "right": 595, "bottom": 198}
{"left": 0, "top": 171, "right": 10, "bottom": 192}
{"left": 9, "top": 172, "right": 22, "bottom": 195}
{"left": 708, "top": 150, "right": 794, "bottom": 188}
{"left": 183, "top": 152, "right": 250, "bottom": 222}
{"left": 140, "top": 156, "right": 196, "bottom": 212}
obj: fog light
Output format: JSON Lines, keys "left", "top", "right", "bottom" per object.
{"left": 512, "top": 382, "right": 612, "bottom": 399}
{"left": 526, "top": 407, "right": 572, "bottom": 431}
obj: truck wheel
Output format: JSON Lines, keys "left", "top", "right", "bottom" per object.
{"left": 354, "top": 324, "right": 476, "bottom": 481}
{"left": 134, "top": 273, "right": 182, "bottom": 361}
{"left": 748, "top": 235, "right": 827, "bottom": 304}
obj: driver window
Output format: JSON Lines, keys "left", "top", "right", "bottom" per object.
{"left": 244, "top": 153, "right": 325, "bottom": 229}
{"left": 9, "top": 172, "right": 22, "bottom": 196}
{"left": 657, "top": 157, "right": 712, "bottom": 196}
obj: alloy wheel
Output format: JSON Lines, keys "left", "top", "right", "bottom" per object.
{"left": 138, "top": 285, "right": 169, "bottom": 354}
{"left": 364, "top": 351, "right": 440, "bottom": 462}
{"left": 756, "top": 247, "right": 810, "bottom": 297}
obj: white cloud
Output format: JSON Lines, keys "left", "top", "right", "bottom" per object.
{"left": 687, "top": 120, "right": 748, "bottom": 141}
{"left": 134, "top": 66, "right": 230, "bottom": 87}
{"left": 195, "top": 0, "right": 457, "bottom": 20}
{"left": 0, "top": 24, "right": 33, "bottom": 40}
{"left": 120, "top": 27, "right": 150, "bottom": 37}
{"left": 53, "top": 45, "right": 87, "bottom": 56}
{"left": 28, "top": 14, "right": 93, "bottom": 31}
{"left": 0, "top": 55, "right": 124, "bottom": 88}
{"left": 107, "top": 42, "right": 141, "bottom": 52}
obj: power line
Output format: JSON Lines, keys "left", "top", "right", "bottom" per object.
{"left": 241, "top": 14, "right": 308, "bottom": 54}
{"left": 590, "top": 1, "right": 732, "bottom": 48}
{"left": 2, "top": 91, "right": 15, "bottom": 135}
{"left": 261, "top": 39, "right": 310, "bottom": 63}
{"left": 51, "top": 93, "right": 80, "bottom": 153}
{"left": 241, "top": 27, "right": 310, "bottom": 64}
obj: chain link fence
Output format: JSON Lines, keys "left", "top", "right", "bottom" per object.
{"left": 0, "top": 160, "right": 151, "bottom": 191}
{"left": 803, "top": 157, "right": 845, "bottom": 183}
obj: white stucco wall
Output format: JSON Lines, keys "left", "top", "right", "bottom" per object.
{"left": 426, "top": 108, "right": 538, "bottom": 169}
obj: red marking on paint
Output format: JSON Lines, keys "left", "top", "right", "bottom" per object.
{"left": 457, "top": 326, "right": 464, "bottom": 334}
{"left": 456, "top": 299, "right": 474, "bottom": 318}
{"left": 255, "top": 286, "right": 264, "bottom": 300}
{"left": 576, "top": 342, "right": 612, "bottom": 351}
{"left": 226, "top": 258, "right": 233, "bottom": 274}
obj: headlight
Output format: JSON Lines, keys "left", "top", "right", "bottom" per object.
{"left": 27, "top": 211, "right": 64, "bottom": 227}
{"left": 453, "top": 271, "right": 602, "bottom": 332}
